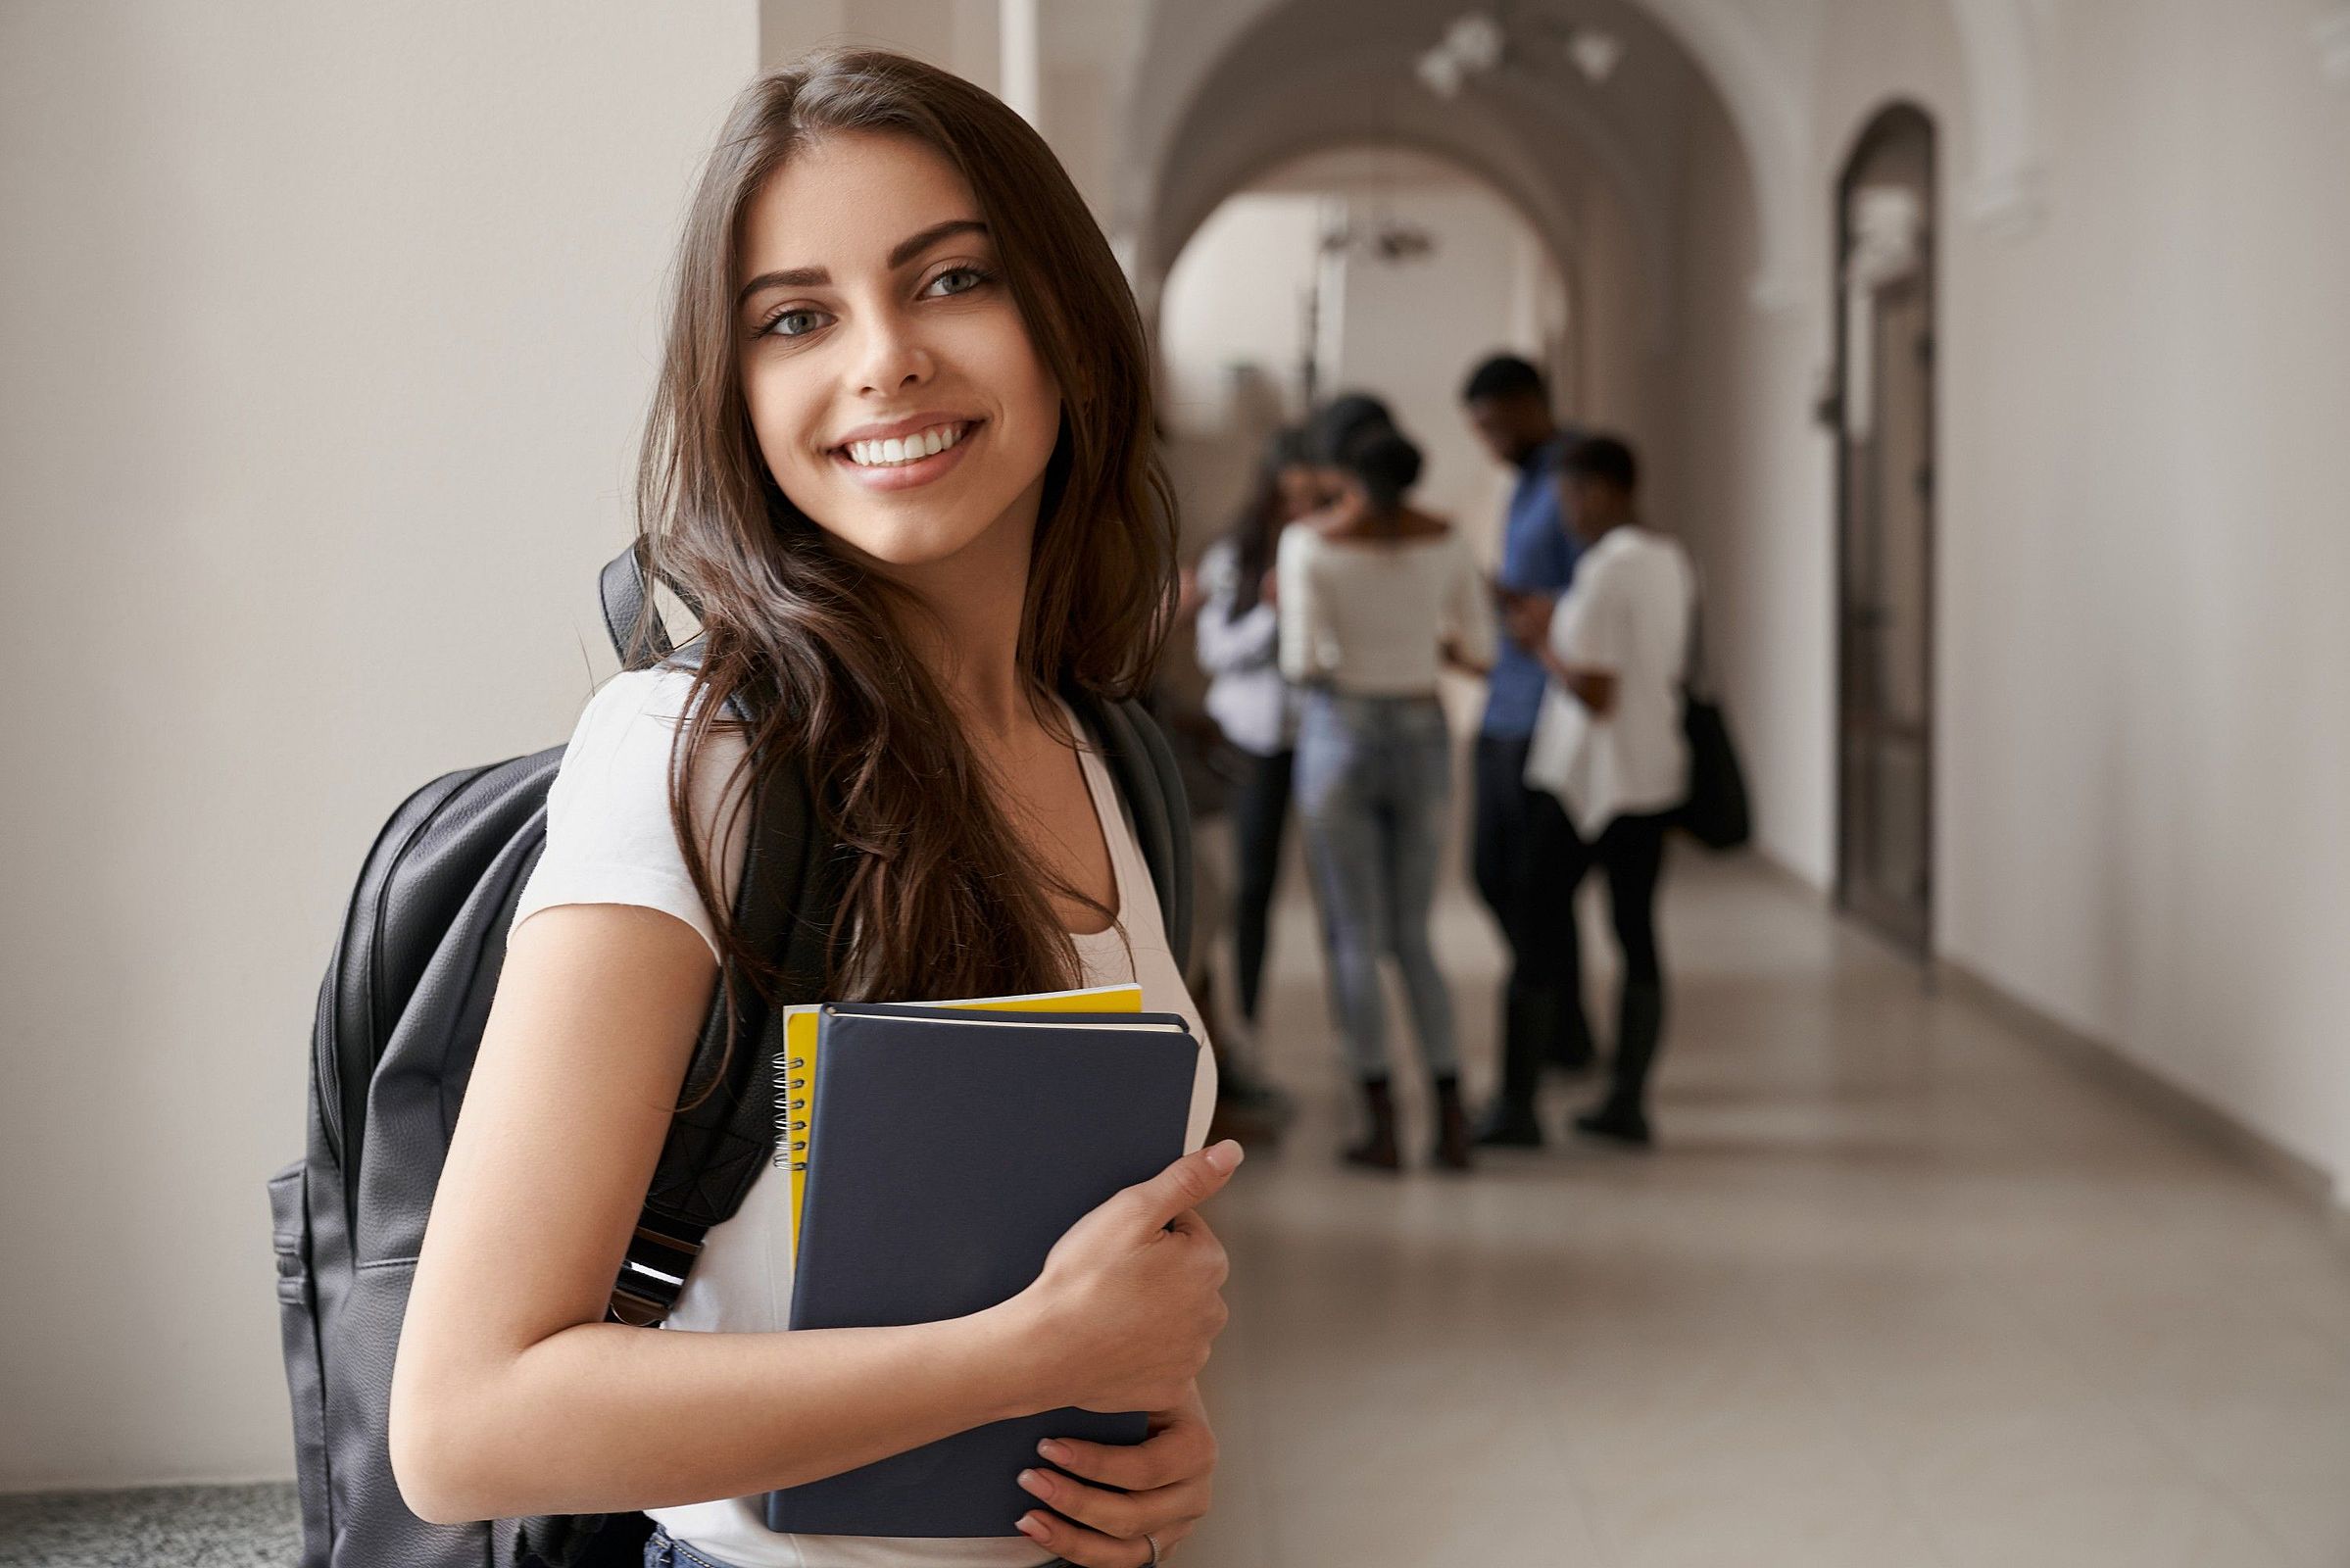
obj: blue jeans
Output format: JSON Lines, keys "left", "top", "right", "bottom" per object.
{"left": 1294, "top": 689, "right": 1459, "bottom": 1082}
{"left": 644, "top": 1522, "right": 1070, "bottom": 1566}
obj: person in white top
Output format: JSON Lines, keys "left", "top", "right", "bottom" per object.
{"left": 1512, "top": 435, "right": 1695, "bottom": 1148}
{"left": 1191, "top": 424, "right": 1319, "bottom": 1054}
{"left": 388, "top": 47, "right": 1236, "bottom": 1568}
{"left": 1278, "top": 399, "right": 1498, "bottom": 1172}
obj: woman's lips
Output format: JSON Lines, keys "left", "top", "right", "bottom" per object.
{"left": 830, "top": 419, "right": 983, "bottom": 493}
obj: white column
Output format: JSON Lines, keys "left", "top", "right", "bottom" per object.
{"left": 1000, "top": 0, "right": 1040, "bottom": 122}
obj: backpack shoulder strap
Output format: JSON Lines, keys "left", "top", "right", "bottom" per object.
{"left": 599, "top": 537, "right": 709, "bottom": 670}
{"left": 1068, "top": 687, "right": 1194, "bottom": 975}
{"left": 609, "top": 714, "right": 839, "bottom": 1326}
{"left": 596, "top": 552, "right": 840, "bottom": 1326}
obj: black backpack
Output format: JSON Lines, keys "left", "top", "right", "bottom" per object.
{"left": 268, "top": 544, "right": 1193, "bottom": 1568}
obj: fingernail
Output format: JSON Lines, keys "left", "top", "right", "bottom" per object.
{"left": 1017, "top": 1468, "right": 1051, "bottom": 1495}
{"left": 1015, "top": 1513, "right": 1048, "bottom": 1540}
{"left": 1202, "top": 1139, "right": 1244, "bottom": 1172}
{"left": 1037, "top": 1440, "right": 1070, "bottom": 1463}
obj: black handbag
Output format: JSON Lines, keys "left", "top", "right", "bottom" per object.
{"left": 1676, "top": 589, "right": 1751, "bottom": 851}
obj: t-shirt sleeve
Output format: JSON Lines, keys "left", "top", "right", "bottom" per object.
{"left": 509, "top": 667, "right": 754, "bottom": 965}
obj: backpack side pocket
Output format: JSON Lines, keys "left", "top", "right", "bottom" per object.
{"left": 269, "top": 1157, "right": 333, "bottom": 1568}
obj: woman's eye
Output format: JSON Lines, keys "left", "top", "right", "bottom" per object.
{"left": 924, "top": 266, "right": 991, "bottom": 298}
{"left": 763, "top": 308, "right": 829, "bottom": 339}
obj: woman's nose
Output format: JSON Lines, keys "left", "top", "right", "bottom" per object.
{"left": 852, "top": 311, "right": 933, "bottom": 397}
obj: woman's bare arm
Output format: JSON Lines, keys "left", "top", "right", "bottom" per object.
{"left": 389, "top": 902, "right": 1233, "bottom": 1525}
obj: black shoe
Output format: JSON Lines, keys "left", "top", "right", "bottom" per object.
{"left": 1572, "top": 1103, "right": 1653, "bottom": 1148}
{"left": 1472, "top": 1103, "right": 1544, "bottom": 1149}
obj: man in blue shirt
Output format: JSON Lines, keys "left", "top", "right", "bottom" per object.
{"left": 1459, "top": 355, "right": 1586, "bottom": 1146}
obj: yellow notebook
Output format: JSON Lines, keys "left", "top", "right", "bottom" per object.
{"left": 773, "top": 983, "right": 1143, "bottom": 1253}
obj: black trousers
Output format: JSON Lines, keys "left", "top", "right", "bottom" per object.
{"left": 1472, "top": 734, "right": 1590, "bottom": 1104}
{"left": 1531, "top": 797, "right": 1672, "bottom": 1114}
{"left": 1229, "top": 747, "right": 1295, "bottom": 1024}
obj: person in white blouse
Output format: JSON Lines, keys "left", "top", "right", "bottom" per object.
{"left": 1279, "top": 401, "right": 1498, "bottom": 1172}
{"left": 1511, "top": 435, "right": 1695, "bottom": 1147}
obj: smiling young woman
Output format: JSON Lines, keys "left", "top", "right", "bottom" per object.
{"left": 387, "top": 48, "right": 1235, "bottom": 1568}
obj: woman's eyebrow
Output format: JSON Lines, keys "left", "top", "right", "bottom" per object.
{"left": 735, "top": 219, "right": 991, "bottom": 309}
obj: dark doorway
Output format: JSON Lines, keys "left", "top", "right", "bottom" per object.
{"left": 1833, "top": 104, "right": 1935, "bottom": 954}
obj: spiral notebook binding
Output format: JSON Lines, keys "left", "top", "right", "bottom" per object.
{"left": 771, "top": 1051, "right": 809, "bottom": 1171}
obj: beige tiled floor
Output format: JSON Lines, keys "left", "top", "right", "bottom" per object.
{"left": 1183, "top": 851, "right": 2350, "bottom": 1568}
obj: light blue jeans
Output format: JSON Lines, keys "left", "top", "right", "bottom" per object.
{"left": 1294, "top": 689, "right": 1459, "bottom": 1083}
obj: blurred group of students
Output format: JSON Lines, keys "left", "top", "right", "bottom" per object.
{"left": 1178, "top": 356, "right": 1697, "bottom": 1170}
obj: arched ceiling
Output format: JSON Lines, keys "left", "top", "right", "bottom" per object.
{"left": 1140, "top": 50, "right": 1654, "bottom": 337}
{"left": 1113, "top": 0, "right": 2051, "bottom": 315}
{"left": 1134, "top": 0, "right": 1716, "bottom": 346}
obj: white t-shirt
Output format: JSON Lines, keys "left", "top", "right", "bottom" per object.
{"left": 1275, "top": 523, "right": 1496, "bottom": 695}
{"left": 1523, "top": 525, "right": 1695, "bottom": 838}
{"left": 507, "top": 666, "right": 1217, "bottom": 1568}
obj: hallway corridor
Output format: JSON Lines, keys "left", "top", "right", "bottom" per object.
{"left": 1189, "top": 853, "right": 2350, "bottom": 1568}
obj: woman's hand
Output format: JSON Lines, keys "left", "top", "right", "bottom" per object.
{"left": 1014, "top": 1381, "right": 1217, "bottom": 1565}
{"left": 1005, "top": 1142, "right": 1240, "bottom": 1415}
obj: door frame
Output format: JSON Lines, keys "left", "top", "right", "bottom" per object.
{"left": 1831, "top": 100, "right": 1937, "bottom": 956}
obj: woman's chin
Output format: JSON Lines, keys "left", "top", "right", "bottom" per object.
{"left": 818, "top": 509, "right": 1002, "bottom": 573}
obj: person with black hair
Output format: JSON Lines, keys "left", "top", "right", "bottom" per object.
{"left": 1194, "top": 425, "right": 1319, "bottom": 1059}
{"left": 1458, "top": 352, "right": 1591, "bottom": 1147}
{"left": 1509, "top": 434, "right": 1695, "bottom": 1147}
{"left": 1277, "top": 403, "right": 1496, "bottom": 1172}
{"left": 1299, "top": 392, "right": 1401, "bottom": 501}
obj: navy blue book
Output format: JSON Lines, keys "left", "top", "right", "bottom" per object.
{"left": 765, "top": 1003, "right": 1201, "bottom": 1538}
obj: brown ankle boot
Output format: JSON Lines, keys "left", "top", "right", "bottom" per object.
{"left": 1343, "top": 1077, "right": 1401, "bottom": 1171}
{"left": 1432, "top": 1074, "right": 1474, "bottom": 1171}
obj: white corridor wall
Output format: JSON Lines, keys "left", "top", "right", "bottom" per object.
{"left": 0, "top": 1, "right": 759, "bottom": 1489}
{"left": 1667, "top": 0, "right": 2350, "bottom": 1199}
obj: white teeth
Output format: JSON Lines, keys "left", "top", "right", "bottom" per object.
{"left": 843, "top": 422, "right": 966, "bottom": 467}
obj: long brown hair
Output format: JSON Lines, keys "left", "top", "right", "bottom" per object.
{"left": 626, "top": 48, "right": 1175, "bottom": 1105}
